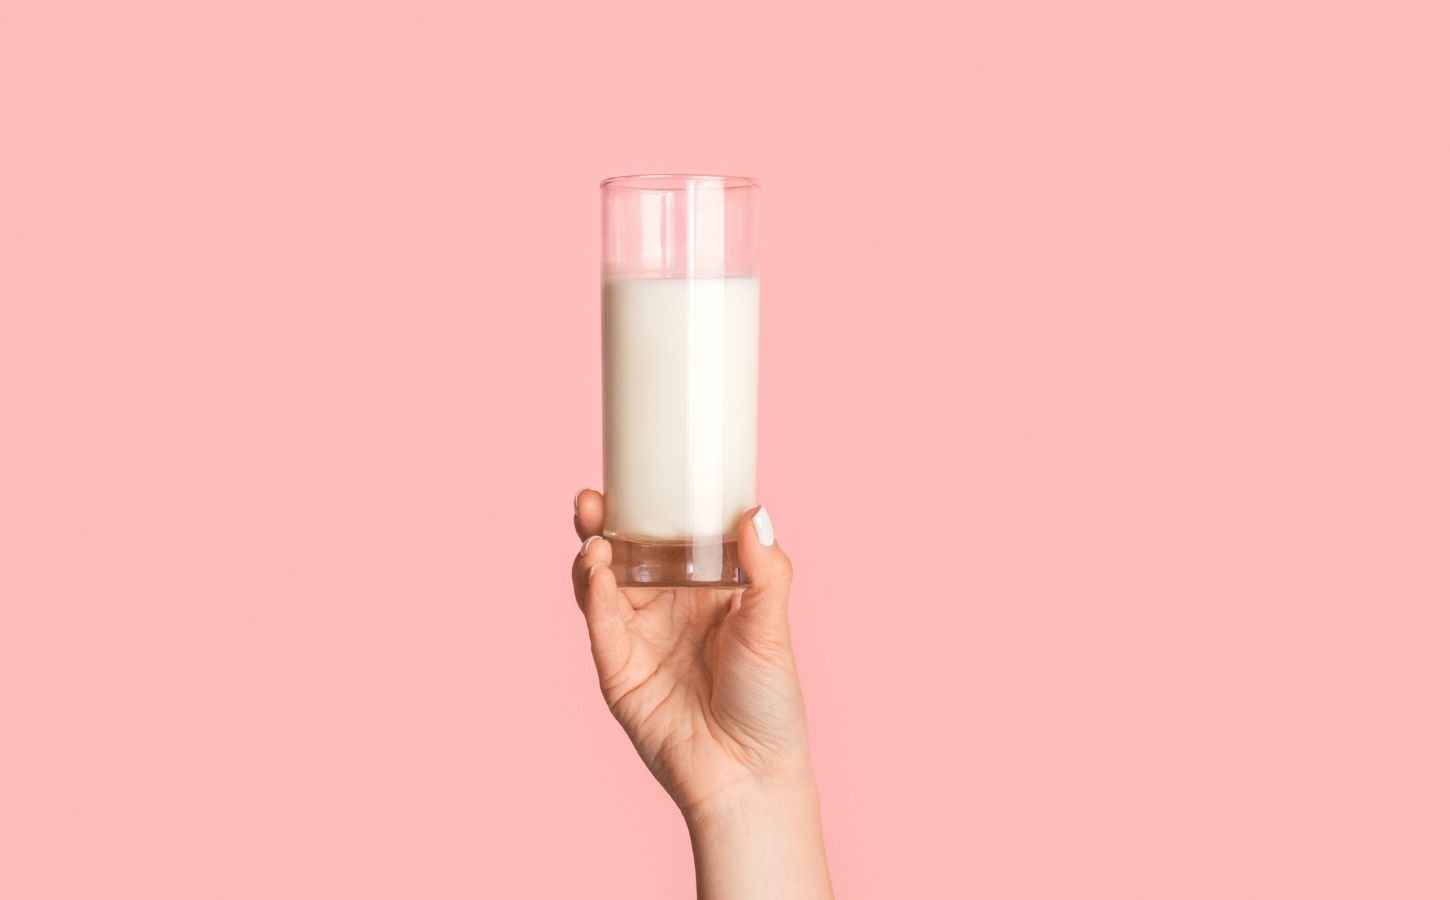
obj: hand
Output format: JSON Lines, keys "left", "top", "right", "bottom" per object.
{"left": 570, "top": 490, "right": 808, "bottom": 813}
{"left": 571, "top": 490, "right": 832, "bottom": 899}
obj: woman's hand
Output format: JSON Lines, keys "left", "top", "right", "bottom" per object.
{"left": 570, "top": 490, "right": 832, "bottom": 899}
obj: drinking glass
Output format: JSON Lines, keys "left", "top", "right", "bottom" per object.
{"left": 600, "top": 174, "right": 760, "bottom": 586}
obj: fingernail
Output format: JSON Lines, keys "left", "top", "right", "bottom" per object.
{"left": 588, "top": 562, "right": 603, "bottom": 582}
{"left": 579, "top": 535, "right": 600, "bottom": 557}
{"left": 752, "top": 506, "right": 775, "bottom": 547}
{"left": 573, "top": 488, "right": 587, "bottom": 514}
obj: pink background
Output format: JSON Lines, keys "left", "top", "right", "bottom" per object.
{"left": 2, "top": 1, "right": 1448, "bottom": 896}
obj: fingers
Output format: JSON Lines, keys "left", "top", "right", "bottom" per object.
{"left": 571, "top": 533, "right": 612, "bottom": 608}
{"left": 573, "top": 488, "right": 604, "bottom": 540}
{"left": 736, "top": 505, "right": 793, "bottom": 625}
{"left": 571, "top": 534, "right": 633, "bottom": 682}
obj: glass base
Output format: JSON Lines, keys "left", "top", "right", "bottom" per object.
{"left": 607, "top": 536, "right": 747, "bottom": 588}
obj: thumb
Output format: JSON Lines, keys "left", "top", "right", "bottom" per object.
{"left": 737, "top": 505, "right": 793, "bottom": 623}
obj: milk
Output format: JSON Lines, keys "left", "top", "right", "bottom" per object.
{"left": 603, "top": 276, "right": 759, "bottom": 542}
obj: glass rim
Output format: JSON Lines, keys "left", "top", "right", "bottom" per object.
{"left": 601, "top": 173, "right": 758, "bottom": 190}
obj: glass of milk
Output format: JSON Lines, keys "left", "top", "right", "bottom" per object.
{"left": 601, "top": 174, "right": 760, "bottom": 586}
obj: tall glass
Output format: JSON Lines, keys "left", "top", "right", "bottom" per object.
{"left": 601, "top": 174, "right": 760, "bottom": 587}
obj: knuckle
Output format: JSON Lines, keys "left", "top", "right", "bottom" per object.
{"left": 776, "top": 554, "right": 794, "bottom": 582}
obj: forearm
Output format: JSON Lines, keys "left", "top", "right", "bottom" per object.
{"left": 684, "top": 773, "right": 833, "bottom": 900}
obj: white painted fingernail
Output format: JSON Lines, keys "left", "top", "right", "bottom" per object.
{"left": 588, "top": 562, "right": 603, "bottom": 582}
{"left": 573, "top": 488, "right": 587, "bottom": 514}
{"left": 579, "top": 535, "right": 600, "bottom": 557}
{"left": 752, "top": 506, "right": 775, "bottom": 547}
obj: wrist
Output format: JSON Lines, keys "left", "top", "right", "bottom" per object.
{"left": 683, "top": 768, "right": 832, "bottom": 900}
{"left": 682, "top": 765, "right": 819, "bottom": 830}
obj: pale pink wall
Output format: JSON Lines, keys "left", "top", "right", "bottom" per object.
{"left": 2, "top": 1, "right": 1448, "bottom": 896}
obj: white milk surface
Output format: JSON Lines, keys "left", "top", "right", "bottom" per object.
{"left": 603, "top": 276, "right": 759, "bottom": 541}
